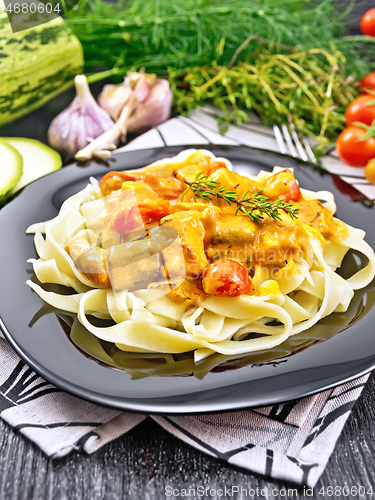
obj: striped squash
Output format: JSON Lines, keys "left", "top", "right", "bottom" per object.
{"left": 0, "top": 2, "right": 84, "bottom": 127}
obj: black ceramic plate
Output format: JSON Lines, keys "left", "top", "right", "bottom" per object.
{"left": 0, "top": 145, "right": 374, "bottom": 413}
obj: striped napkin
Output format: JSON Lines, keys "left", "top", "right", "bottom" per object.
{"left": 0, "top": 107, "right": 372, "bottom": 487}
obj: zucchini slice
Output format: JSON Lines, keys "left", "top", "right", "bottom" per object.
{"left": 3, "top": 138, "right": 62, "bottom": 194}
{"left": 0, "top": 139, "right": 23, "bottom": 203}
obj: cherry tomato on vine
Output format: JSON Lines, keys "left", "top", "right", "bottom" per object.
{"left": 202, "top": 259, "right": 254, "bottom": 297}
{"left": 336, "top": 124, "right": 375, "bottom": 167}
{"left": 360, "top": 8, "right": 375, "bottom": 37}
{"left": 345, "top": 95, "right": 375, "bottom": 126}
{"left": 360, "top": 72, "right": 375, "bottom": 93}
{"left": 365, "top": 160, "right": 375, "bottom": 185}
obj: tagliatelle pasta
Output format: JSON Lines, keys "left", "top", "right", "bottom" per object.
{"left": 26, "top": 149, "right": 375, "bottom": 362}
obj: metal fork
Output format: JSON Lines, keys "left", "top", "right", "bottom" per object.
{"left": 273, "top": 123, "right": 318, "bottom": 164}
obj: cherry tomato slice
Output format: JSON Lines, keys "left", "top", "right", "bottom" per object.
{"left": 206, "top": 161, "right": 228, "bottom": 176}
{"left": 138, "top": 200, "right": 170, "bottom": 225}
{"left": 262, "top": 169, "right": 302, "bottom": 202}
{"left": 113, "top": 201, "right": 169, "bottom": 233}
{"left": 202, "top": 259, "right": 254, "bottom": 297}
{"left": 100, "top": 171, "right": 141, "bottom": 196}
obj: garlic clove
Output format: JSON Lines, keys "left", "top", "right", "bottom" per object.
{"left": 131, "top": 76, "right": 151, "bottom": 105}
{"left": 126, "top": 71, "right": 157, "bottom": 103}
{"left": 98, "top": 84, "right": 132, "bottom": 121}
{"left": 128, "top": 79, "right": 172, "bottom": 133}
{"left": 48, "top": 75, "right": 115, "bottom": 159}
{"left": 75, "top": 92, "right": 138, "bottom": 161}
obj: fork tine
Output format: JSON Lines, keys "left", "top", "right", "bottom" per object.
{"left": 273, "top": 125, "right": 287, "bottom": 155}
{"left": 281, "top": 124, "right": 298, "bottom": 158}
{"left": 274, "top": 122, "right": 318, "bottom": 164}
{"left": 289, "top": 124, "right": 308, "bottom": 162}
{"left": 301, "top": 137, "right": 318, "bottom": 164}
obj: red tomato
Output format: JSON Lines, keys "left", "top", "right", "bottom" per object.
{"left": 360, "top": 72, "right": 375, "bottom": 93}
{"left": 202, "top": 259, "right": 254, "bottom": 297}
{"left": 137, "top": 200, "right": 170, "bottom": 225}
{"left": 113, "top": 200, "right": 169, "bottom": 233}
{"left": 262, "top": 169, "right": 302, "bottom": 202}
{"left": 331, "top": 175, "right": 365, "bottom": 201}
{"left": 345, "top": 95, "right": 375, "bottom": 126}
{"left": 206, "top": 161, "right": 228, "bottom": 176}
{"left": 100, "top": 171, "right": 141, "bottom": 196}
{"left": 286, "top": 180, "right": 302, "bottom": 202}
{"left": 360, "top": 8, "right": 375, "bottom": 37}
{"left": 336, "top": 125, "right": 375, "bottom": 167}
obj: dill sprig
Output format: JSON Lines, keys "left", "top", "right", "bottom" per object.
{"left": 180, "top": 171, "right": 299, "bottom": 223}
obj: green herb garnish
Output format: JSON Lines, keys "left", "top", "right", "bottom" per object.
{"left": 180, "top": 171, "right": 299, "bottom": 223}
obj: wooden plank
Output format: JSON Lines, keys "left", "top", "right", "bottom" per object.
{"left": 0, "top": 372, "right": 374, "bottom": 499}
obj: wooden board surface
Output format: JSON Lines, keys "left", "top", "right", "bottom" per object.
{"left": 0, "top": 372, "right": 373, "bottom": 499}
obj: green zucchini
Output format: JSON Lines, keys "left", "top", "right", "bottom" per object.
{"left": 0, "top": 139, "right": 23, "bottom": 202}
{"left": 0, "top": 2, "right": 84, "bottom": 128}
{"left": 2, "top": 138, "right": 62, "bottom": 194}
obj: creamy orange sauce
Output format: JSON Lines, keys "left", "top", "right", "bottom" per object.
{"left": 67, "top": 152, "right": 344, "bottom": 304}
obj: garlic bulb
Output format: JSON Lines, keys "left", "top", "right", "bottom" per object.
{"left": 98, "top": 72, "right": 157, "bottom": 121}
{"left": 76, "top": 72, "right": 172, "bottom": 161}
{"left": 98, "top": 72, "right": 172, "bottom": 133}
{"left": 48, "top": 75, "right": 115, "bottom": 158}
{"left": 128, "top": 79, "right": 172, "bottom": 133}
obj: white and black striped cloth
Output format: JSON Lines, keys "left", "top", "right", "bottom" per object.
{"left": 0, "top": 107, "right": 372, "bottom": 487}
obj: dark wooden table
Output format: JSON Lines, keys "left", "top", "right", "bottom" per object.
{"left": 0, "top": 373, "right": 374, "bottom": 499}
{"left": 1, "top": 2, "right": 375, "bottom": 496}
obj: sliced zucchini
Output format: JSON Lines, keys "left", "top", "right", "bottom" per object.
{"left": 0, "top": 139, "right": 23, "bottom": 203}
{"left": 3, "top": 138, "right": 62, "bottom": 195}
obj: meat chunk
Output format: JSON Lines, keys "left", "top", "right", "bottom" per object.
{"left": 167, "top": 279, "right": 207, "bottom": 304}
{"left": 252, "top": 215, "right": 307, "bottom": 264}
{"left": 205, "top": 169, "right": 263, "bottom": 213}
{"left": 160, "top": 211, "right": 208, "bottom": 279}
{"left": 202, "top": 209, "right": 256, "bottom": 267}
{"left": 294, "top": 199, "right": 334, "bottom": 238}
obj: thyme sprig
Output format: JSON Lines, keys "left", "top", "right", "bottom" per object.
{"left": 180, "top": 171, "right": 299, "bottom": 223}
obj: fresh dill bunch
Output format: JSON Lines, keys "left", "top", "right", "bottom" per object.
{"left": 67, "top": 0, "right": 374, "bottom": 80}
{"left": 180, "top": 171, "right": 299, "bottom": 223}
{"left": 66, "top": 0, "right": 375, "bottom": 148}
